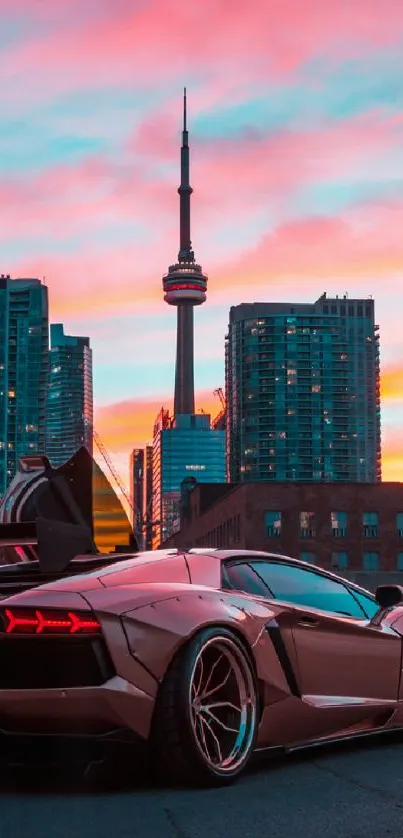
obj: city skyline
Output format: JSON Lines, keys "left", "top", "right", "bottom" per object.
{"left": 1, "top": 1, "right": 402, "bottom": 488}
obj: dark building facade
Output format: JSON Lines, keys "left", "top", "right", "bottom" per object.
{"left": 130, "top": 445, "right": 154, "bottom": 549}
{"left": 0, "top": 275, "right": 49, "bottom": 495}
{"left": 226, "top": 294, "right": 381, "bottom": 484}
{"left": 130, "top": 448, "right": 144, "bottom": 536}
{"left": 46, "top": 324, "right": 93, "bottom": 468}
{"left": 162, "top": 481, "right": 403, "bottom": 573}
{"left": 143, "top": 444, "right": 153, "bottom": 550}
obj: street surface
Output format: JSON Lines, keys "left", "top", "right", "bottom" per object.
{"left": 2, "top": 735, "right": 403, "bottom": 838}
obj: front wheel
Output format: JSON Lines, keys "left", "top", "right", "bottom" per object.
{"left": 152, "top": 626, "right": 258, "bottom": 787}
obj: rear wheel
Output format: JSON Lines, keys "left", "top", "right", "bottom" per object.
{"left": 152, "top": 626, "right": 258, "bottom": 787}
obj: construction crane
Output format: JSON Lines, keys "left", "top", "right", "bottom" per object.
{"left": 212, "top": 387, "right": 226, "bottom": 430}
{"left": 214, "top": 387, "right": 225, "bottom": 409}
{"left": 93, "top": 430, "right": 133, "bottom": 513}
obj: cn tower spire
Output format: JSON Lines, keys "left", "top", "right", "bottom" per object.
{"left": 162, "top": 89, "right": 208, "bottom": 417}
{"left": 178, "top": 87, "right": 193, "bottom": 263}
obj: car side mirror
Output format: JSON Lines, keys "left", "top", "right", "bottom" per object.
{"left": 375, "top": 585, "right": 403, "bottom": 609}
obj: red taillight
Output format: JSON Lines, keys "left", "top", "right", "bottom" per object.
{"left": 2, "top": 608, "right": 101, "bottom": 635}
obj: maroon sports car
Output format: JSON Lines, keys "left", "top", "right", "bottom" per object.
{"left": 0, "top": 529, "right": 403, "bottom": 787}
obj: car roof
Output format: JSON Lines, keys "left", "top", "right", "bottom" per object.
{"left": 87, "top": 548, "right": 375, "bottom": 601}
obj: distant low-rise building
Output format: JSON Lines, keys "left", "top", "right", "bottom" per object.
{"left": 162, "top": 480, "right": 403, "bottom": 573}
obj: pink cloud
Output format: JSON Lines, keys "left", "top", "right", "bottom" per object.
{"left": 0, "top": 153, "right": 176, "bottom": 251}
{"left": 215, "top": 198, "right": 403, "bottom": 293}
{"left": 191, "top": 112, "right": 402, "bottom": 230}
{"left": 2, "top": 0, "right": 403, "bottom": 105}
{"left": 4, "top": 107, "right": 399, "bottom": 242}
{"left": 10, "top": 195, "right": 403, "bottom": 324}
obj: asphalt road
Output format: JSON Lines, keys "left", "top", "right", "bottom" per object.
{"left": 2, "top": 736, "right": 403, "bottom": 838}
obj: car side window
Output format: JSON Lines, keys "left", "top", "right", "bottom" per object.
{"left": 249, "top": 561, "right": 366, "bottom": 618}
{"left": 222, "top": 562, "right": 271, "bottom": 598}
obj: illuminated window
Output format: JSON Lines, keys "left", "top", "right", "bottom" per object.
{"left": 300, "top": 511, "right": 315, "bottom": 538}
{"left": 264, "top": 511, "right": 281, "bottom": 538}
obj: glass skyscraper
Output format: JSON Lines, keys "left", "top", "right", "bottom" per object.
{"left": 152, "top": 410, "right": 226, "bottom": 547}
{"left": 46, "top": 324, "right": 93, "bottom": 468}
{"left": 0, "top": 276, "right": 49, "bottom": 496}
{"left": 226, "top": 294, "right": 381, "bottom": 484}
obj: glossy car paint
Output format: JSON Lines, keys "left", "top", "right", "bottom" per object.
{"left": 1, "top": 549, "right": 403, "bottom": 756}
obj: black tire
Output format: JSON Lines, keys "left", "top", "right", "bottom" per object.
{"left": 151, "top": 626, "right": 258, "bottom": 787}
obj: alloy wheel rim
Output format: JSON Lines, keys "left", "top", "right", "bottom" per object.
{"left": 189, "top": 636, "right": 256, "bottom": 773}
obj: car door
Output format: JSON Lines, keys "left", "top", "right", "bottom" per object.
{"left": 248, "top": 561, "right": 402, "bottom": 706}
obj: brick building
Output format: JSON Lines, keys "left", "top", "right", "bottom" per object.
{"left": 162, "top": 481, "right": 403, "bottom": 572}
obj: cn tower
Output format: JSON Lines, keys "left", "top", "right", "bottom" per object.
{"left": 162, "top": 88, "right": 208, "bottom": 417}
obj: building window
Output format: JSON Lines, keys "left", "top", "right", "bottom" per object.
{"left": 300, "top": 552, "right": 316, "bottom": 565}
{"left": 331, "top": 552, "right": 349, "bottom": 570}
{"left": 331, "top": 511, "right": 347, "bottom": 538}
{"left": 363, "top": 552, "right": 379, "bottom": 571}
{"left": 300, "top": 511, "right": 315, "bottom": 538}
{"left": 397, "top": 553, "right": 403, "bottom": 571}
{"left": 264, "top": 511, "right": 281, "bottom": 538}
{"left": 397, "top": 513, "right": 403, "bottom": 539}
{"left": 362, "top": 512, "right": 378, "bottom": 538}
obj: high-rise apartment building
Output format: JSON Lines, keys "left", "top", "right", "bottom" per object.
{"left": 46, "top": 324, "right": 93, "bottom": 468}
{"left": 152, "top": 409, "right": 226, "bottom": 547}
{"left": 0, "top": 276, "right": 49, "bottom": 495}
{"left": 226, "top": 294, "right": 381, "bottom": 483}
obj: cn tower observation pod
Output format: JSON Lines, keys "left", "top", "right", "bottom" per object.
{"left": 163, "top": 261, "right": 208, "bottom": 305}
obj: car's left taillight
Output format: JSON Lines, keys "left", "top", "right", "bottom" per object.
{"left": 0, "top": 607, "right": 101, "bottom": 635}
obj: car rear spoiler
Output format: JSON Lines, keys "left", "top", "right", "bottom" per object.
{"left": 0, "top": 519, "right": 96, "bottom": 573}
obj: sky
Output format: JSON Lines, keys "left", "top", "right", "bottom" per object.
{"left": 1, "top": 0, "right": 402, "bottom": 492}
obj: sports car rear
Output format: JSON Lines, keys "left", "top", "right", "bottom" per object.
{"left": 0, "top": 592, "right": 158, "bottom": 770}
